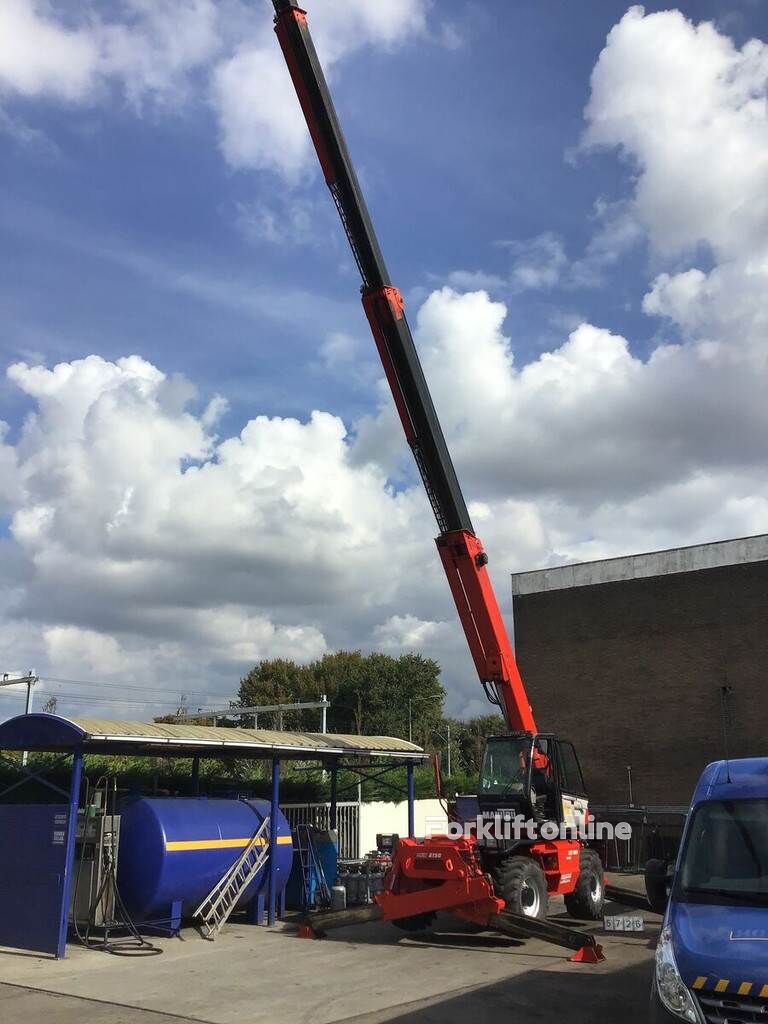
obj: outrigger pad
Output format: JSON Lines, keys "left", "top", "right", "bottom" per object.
{"left": 569, "top": 943, "right": 605, "bottom": 963}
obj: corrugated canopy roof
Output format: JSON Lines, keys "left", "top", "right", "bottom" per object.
{"left": 0, "top": 714, "right": 427, "bottom": 762}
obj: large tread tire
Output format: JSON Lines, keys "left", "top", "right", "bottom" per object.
{"left": 391, "top": 912, "right": 436, "bottom": 932}
{"left": 564, "top": 848, "right": 605, "bottom": 921}
{"left": 492, "top": 855, "right": 548, "bottom": 920}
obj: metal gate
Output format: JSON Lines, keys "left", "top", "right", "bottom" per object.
{"left": 282, "top": 801, "right": 359, "bottom": 859}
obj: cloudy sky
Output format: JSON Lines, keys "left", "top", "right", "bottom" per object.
{"left": 1, "top": 1, "right": 767, "bottom": 722}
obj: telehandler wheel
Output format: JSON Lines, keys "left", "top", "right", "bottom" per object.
{"left": 564, "top": 848, "right": 605, "bottom": 920}
{"left": 492, "top": 855, "right": 548, "bottom": 919}
{"left": 392, "top": 912, "right": 436, "bottom": 932}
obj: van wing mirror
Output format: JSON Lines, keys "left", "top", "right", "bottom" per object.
{"left": 644, "top": 858, "right": 672, "bottom": 914}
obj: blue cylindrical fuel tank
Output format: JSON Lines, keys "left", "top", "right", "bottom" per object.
{"left": 117, "top": 797, "right": 293, "bottom": 920}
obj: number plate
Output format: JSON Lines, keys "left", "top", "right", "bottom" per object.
{"left": 603, "top": 915, "right": 645, "bottom": 932}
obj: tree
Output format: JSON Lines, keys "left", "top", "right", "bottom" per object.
{"left": 41, "top": 695, "right": 58, "bottom": 714}
{"left": 236, "top": 651, "right": 445, "bottom": 737}
{"left": 237, "top": 659, "right": 315, "bottom": 730}
{"left": 455, "top": 714, "right": 506, "bottom": 774}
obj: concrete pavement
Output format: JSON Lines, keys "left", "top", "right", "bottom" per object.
{"left": 0, "top": 892, "right": 659, "bottom": 1024}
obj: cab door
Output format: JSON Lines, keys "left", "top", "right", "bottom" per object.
{"left": 554, "top": 740, "right": 589, "bottom": 832}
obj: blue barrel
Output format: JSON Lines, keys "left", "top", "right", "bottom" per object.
{"left": 117, "top": 798, "right": 293, "bottom": 920}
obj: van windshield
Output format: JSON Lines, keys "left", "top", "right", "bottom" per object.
{"left": 678, "top": 799, "right": 768, "bottom": 904}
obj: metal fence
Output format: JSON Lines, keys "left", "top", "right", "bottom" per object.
{"left": 282, "top": 801, "right": 360, "bottom": 859}
{"left": 591, "top": 806, "right": 688, "bottom": 872}
{"left": 282, "top": 801, "right": 688, "bottom": 870}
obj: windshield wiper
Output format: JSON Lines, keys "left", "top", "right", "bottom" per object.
{"left": 683, "top": 886, "right": 768, "bottom": 903}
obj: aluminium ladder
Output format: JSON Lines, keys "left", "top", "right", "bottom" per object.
{"left": 295, "top": 823, "right": 331, "bottom": 911}
{"left": 193, "top": 816, "right": 271, "bottom": 938}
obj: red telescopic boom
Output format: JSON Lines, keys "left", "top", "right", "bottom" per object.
{"left": 272, "top": 1, "right": 536, "bottom": 734}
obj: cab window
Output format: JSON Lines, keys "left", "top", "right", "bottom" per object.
{"left": 557, "top": 741, "right": 586, "bottom": 797}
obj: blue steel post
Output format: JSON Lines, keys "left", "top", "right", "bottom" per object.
{"left": 329, "top": 759, "right": 338, "bottom": 830}
{"left": 268, "top": 757, "right": 280, "bottom": 926}
{"left": 57, "top": 749, "right": 83, "bottom": 958}
{"left": 407, "top": 762, "right": 415, "bottom": 838}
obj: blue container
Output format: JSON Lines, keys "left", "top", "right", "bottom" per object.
{"left": 285, "top": 829, "right": 338, "bottom": 910}
{"left": 117, "top": 797, "right": 293, "bottom": 921}
{"left": 315, "top": 831, "right": 338, "bottom": 889}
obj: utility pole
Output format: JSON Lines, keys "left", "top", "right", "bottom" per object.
{"left": 1, "top": 670, "right": 38, "bottom": 766}
{"left": 25, "top": 675, "right": 35, "bottom": 717}
{"left": 1, "top": 670, "right": 37, "bottom": 714}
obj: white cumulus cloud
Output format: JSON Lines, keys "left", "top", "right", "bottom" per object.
{"left": 0, "top": 0, "right": 222, "bottom": 109}
{"left": 0, "top": 0, "right": 100, "bottom": 100}
{"left": 1, "top": 6, "right": 767, "bottom": 721}
{"left": 0, "top": 0, "right": 429, "bottom": 177}
{"left": 584, "top": 5, "right": 768, "bottom": 262}
{"left": 211, "top": 0, "right": 427, "bottom": 177}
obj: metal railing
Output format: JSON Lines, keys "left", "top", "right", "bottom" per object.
{"left": 282, "top": 801, "right": 360, "bottom": 859}
{"left": 591, "top": 805, "right": 688, "bottom": 872}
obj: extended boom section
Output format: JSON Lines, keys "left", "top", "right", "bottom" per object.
{"left": 273, "top": 0, "right": 536, "bottom": 733}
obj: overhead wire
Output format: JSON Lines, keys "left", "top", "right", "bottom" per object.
{"left": 0, "top": 673, "right": 239, "bottom": 723}
{"left": 0, "top": 691, "right": 219, "bottom": 708}
{"left": 42, "top": 675, "right": 229, "bottom": 699}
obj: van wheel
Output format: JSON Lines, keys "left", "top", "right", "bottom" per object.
{"left": 493, "top": 855, "right": 548, "bottom": 919}
{"left": 564, "top": 849, "right": 605, "bottom": 920}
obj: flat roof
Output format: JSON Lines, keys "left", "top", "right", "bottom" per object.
{"left": 510, "top": 533, "right": 768, "bottom": 597}
{"left": 0, "top": 714, "right": 427, "bottom": 762}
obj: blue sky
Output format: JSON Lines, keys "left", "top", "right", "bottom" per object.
{"left": 4, "top": 0, "right": 762, "bottom": 435}
{"left": 1, "top": 1, "right": 767, "bottom": 720}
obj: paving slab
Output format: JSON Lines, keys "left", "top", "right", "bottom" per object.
{"left": 0, "top": 985, "right": 206, "bottom": 1024}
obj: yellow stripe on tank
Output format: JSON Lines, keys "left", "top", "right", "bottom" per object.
{"left": 165, "top": 836, "right": 293, "bottom": 851}
{"left": 692, "top": 977, "right": 707, "bottom": 990}
{"left": 714, "top": 980, "right": 729, "bottom": 993}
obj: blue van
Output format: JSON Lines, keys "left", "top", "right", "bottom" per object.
{"left": 650, "top": 758, "right": 768, "bottom": 1022}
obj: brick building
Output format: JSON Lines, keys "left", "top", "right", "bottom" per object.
{"left": 510, "top": 535, "right": 768, "bottom": 807}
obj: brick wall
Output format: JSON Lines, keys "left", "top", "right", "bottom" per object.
{"left": 512, "top": 561, "right": 768, "bottom": 806}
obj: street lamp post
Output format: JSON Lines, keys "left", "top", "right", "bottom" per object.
{"left": 431, "top": 722, "right": 452, "bottom": 777}
{"left": 407, "top": 693, "right": 442, "bottom": 744}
